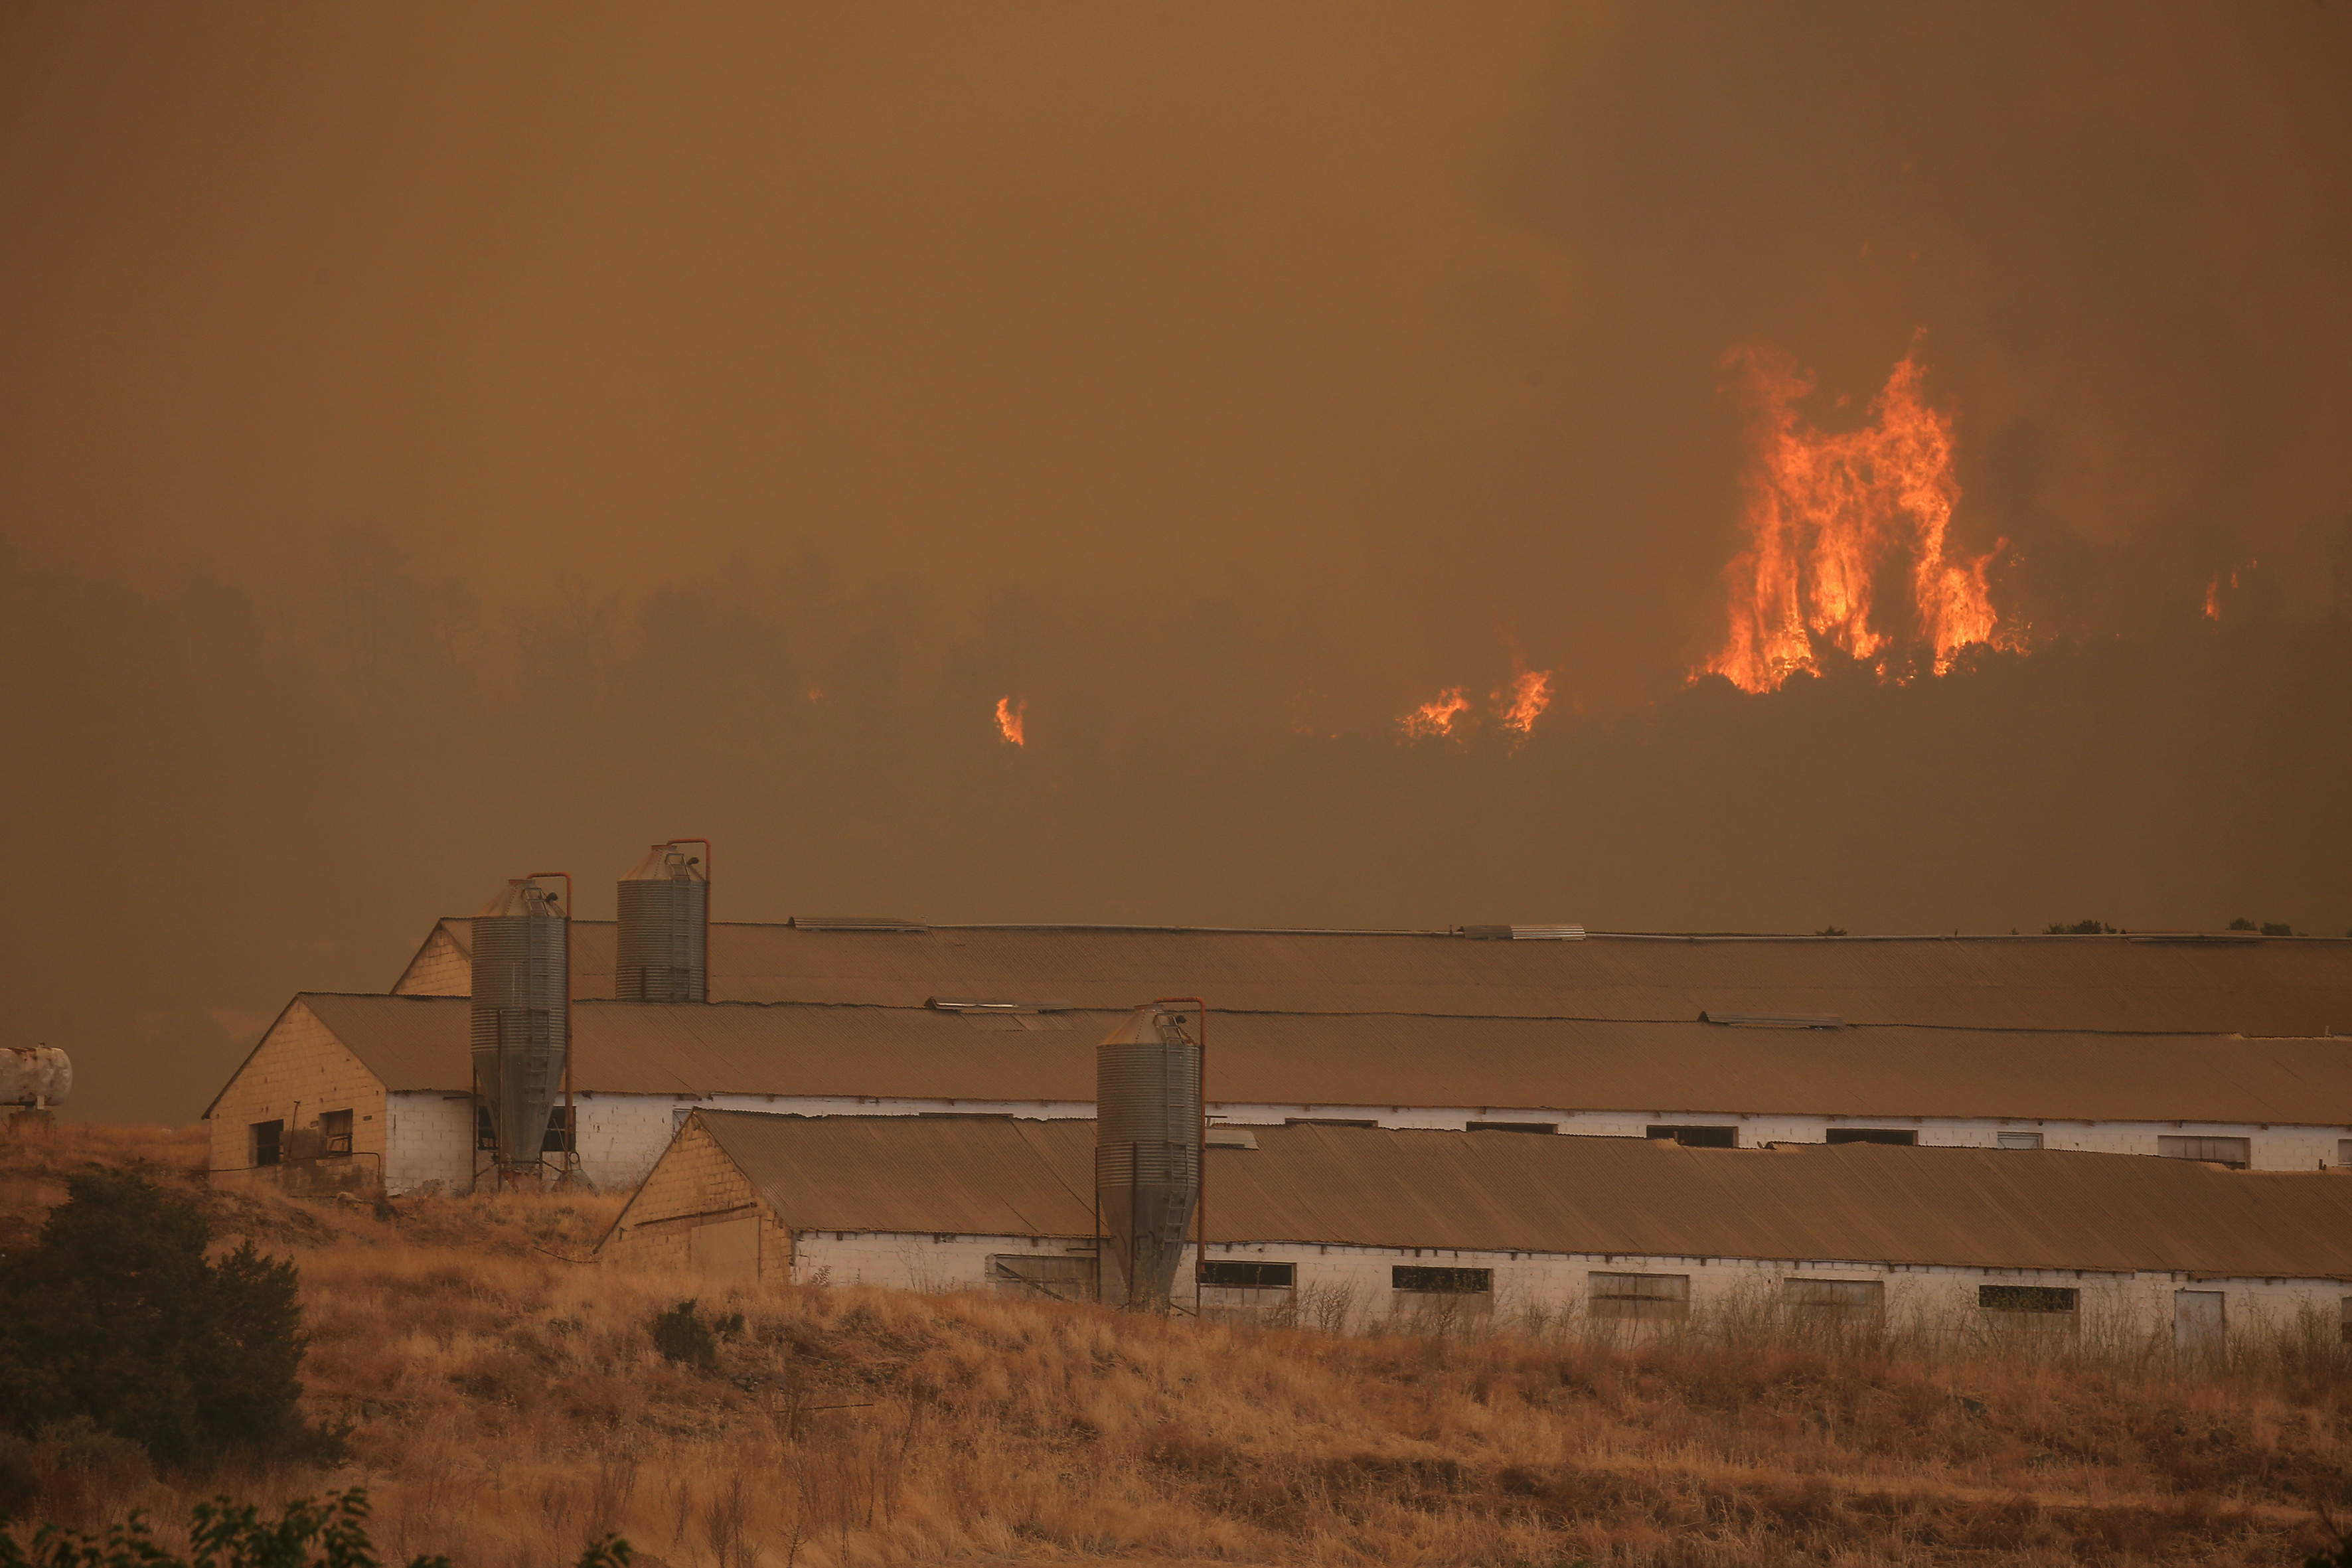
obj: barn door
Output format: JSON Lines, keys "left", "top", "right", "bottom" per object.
{"left": 688, "top": 1216, "right": 761, "bottom": 1285}
{"left": 2173, "top": 1289, "right": 2226, "bottom": 1356}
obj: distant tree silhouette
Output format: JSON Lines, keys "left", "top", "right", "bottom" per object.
{"left": 2045, "top": 919, "right": 2118, "bottom": 935}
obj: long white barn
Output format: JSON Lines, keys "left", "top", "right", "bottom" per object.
{"left": 601, "top": 1111, "right": 2352, "bottom": 1352}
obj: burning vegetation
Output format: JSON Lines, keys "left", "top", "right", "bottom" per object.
{"left": 1707, "top": 343, "right": 2007, "bottom": 694}
{"left": 1397, "top": 666, "right": 1554, "bottom": 744}
{"left": 1397, "top": 686, "right": 1471, "bottom": 740}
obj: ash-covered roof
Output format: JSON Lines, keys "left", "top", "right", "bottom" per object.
{"left": 291, "top": 992, "right": 2352, "bottom": 1126}
{"left": 391, "top": 917, "right": 2352, "bottom": 1036}
{"left": 683, "top": 1111, "right": 2352, "bottom": 1279}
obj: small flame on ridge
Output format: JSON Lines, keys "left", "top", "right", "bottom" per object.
{"left": 994, "top": 696, "right": 1026, "bottom": 746}
{"left": 1494, "top": 668, "right": 1552, "bottom": 736}
{"left": 1398, "top": 688, "right": 1470, "bottom": 740}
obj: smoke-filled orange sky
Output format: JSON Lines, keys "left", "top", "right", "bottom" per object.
{"left": 3, "top": 4, "right": 2349, "bottom": 1122}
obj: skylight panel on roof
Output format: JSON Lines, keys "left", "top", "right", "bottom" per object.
{"left": 1455, "top": 924, "right": 1586, "bottom": 941}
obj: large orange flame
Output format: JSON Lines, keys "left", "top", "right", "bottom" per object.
{"left": 1398, "top": 687, "right": 1470, "bottom": 740}
{"left": 1493, "top": 668, "right": 1552, "bottom": 735}
{"left": 994, "top": 696, "right": 1026, "bottom": 746}
{"left": 1707, "top": 343, "right": 2003, "bottom": 693}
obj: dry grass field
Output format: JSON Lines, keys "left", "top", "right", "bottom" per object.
{"left": 2, "top": 1117, "right": 2348, "bottom": 1567}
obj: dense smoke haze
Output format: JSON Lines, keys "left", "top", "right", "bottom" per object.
{"left": 2, "top": 3, "right": 2347, "bottom": 1121}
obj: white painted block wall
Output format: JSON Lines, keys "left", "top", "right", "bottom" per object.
{"left": 532, "top": 1091, "right": 2352, "bottom": 1198}
{"left": 787, "top": 1228, "right": 2352, "bottom": 1345}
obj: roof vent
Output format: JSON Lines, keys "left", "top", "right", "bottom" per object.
{"left": 789, "top": 916, "right": 927, "bottom": 933}
{"left": 1699, "top": 1010, "right": 1844, "bottom": 1029}
{"left": 927, "top": 996, "right": 1072, "bottom": 1014}
{"left": 1457, "top": 923, "right": 1586, "bottom": 941}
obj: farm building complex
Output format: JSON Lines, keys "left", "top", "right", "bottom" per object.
{"left": 207, "top": 902, "right": 2352, "bottom": 1193}
{"left": 209, "top": 989, "right": 2352, "bottom": 1195}
{"left": 601, "top": 1109, "right": 2352, "bottom": 1346}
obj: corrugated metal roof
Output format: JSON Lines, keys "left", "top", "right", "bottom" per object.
{"left": 688, "top": 1111, "right": 2352, "bottom": 1278}
{"left": 394, "top": 918, "right": 2352, "bottom": 1034}
{"left": 295, "top": 993, "right": 2352, "bottom": 1124}
{"left": 698, "top": 1112, "right": 1097, "bottom": 1237}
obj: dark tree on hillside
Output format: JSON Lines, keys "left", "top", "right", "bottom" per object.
{"left": 0, "top": 1172, "right": 308, "bottom": 1470}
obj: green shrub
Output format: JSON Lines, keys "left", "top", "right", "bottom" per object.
{"left": 0, "top": 1172, "right": 319, "bottom": 1470}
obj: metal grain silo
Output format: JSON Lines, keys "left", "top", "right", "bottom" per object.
{"left": 0, "top": 1046, "right": 70, "bottom": 1107}
{"left": 471, "top": 878, "right": 568, "bottom": 1174}
{"left": 615, "top": 842, "right": 708, "bottom": 1001}
{"left": 1095, "top": 1004, "right": 1202, "bottom": 1310}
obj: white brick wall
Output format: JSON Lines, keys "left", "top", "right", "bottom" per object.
{"left": 385, "top": 1090, "right": 480, "bottom": 1194}
{"left": 543, "top": 1091, "right": 2352, "bottom": 1192}
{"left": 792, "top": 1228, "right": 2352, "bottom": 1344}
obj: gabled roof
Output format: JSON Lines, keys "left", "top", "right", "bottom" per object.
{"left": 390, "top": 917, "right": 2352, "bottom": 1035}
{"left": 287, "top": 992, "right": 2352, "bottom": 1125}
{"left": 686, "top": 1111, "right": 2352, "bottom": 1279}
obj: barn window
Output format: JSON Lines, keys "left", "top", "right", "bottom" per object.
{"left": 2338, "top": 1138, "right": 2352, "bottom": 1168}
{"left": 1202, "top": 1261, "right": 1294, "bottom": 1289}
{"left": 1826, "top": 1128, "right": 1917, "bottom": 1146}
{"left": 1393, "top": 1265, "right": 1494, "bottom": 1316}
{"left": 541, "top": 1106, "right": 574, "bottom": 1154}
{"left": 1393, "top": 1266, "right": 1491, "bottom": 1294}
{"left": 1647, "top": 1125, "right": 1737, "bottom": 1148}
{"left": 1782, "top": 1278, "right": 1881, "bottom": 1324}
{"left": 1980, "top": 1283, "right": 2079, "bottom": 1332}
{"left": 988, "top": 1255, "right": 1093, "bottom": 1302}
{"left": 1465, "top": 1121, "right": 1556, "bottom": 1134}
{"left": 1997, "top": 1131, "right": 2043, "bottom": 1150}
{"left": 2158, "top": 1136, "right": 2249, "bottom": 1168}
{"left": 475, "top": 1104, "right": 498, "bottom": 1150}
{"left": 250, "top": 1120, "right": 283, "bottom": 1168}
{"left": 1589, "top": 1271, "right": 1690, "bottom": 1321}
{"left": 319, "top": 1110, "right": 353, "bottom": 1155}
{"left": 1202, "top": 1260, "right": 1296, "bottom": 1317}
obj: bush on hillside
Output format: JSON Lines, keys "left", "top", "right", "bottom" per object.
{"left": 0, "top": 1172, "right": 320, "bottom": 1471}
{"left": 649, "top": 1299, "right": 742, "bottom": 1370}
{"left": 0, "top": 1487, "right": 633, "bottom": 1567}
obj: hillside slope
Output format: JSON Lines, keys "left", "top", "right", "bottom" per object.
{"left": 1, "top": 1119, "right": 2346, "bottom": 1565}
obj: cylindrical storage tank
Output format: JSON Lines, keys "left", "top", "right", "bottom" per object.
{"left": 470, "top": 879, "right": 568, "bottom": 1173}
{"left": 0, "top": 1046, "right": 71, "bottom": 1107}
{"left": 1095, "top": 1004, "right": 1201, "bottom": 1310}
{"left": 615, "top": 843, "right": 708, "bottom": 1002}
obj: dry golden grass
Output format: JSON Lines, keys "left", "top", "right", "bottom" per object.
{"left": 5, "top": 1117, "right": 2349, "bottom": 1566}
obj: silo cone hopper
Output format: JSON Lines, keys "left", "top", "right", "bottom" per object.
{"left": 1094, "top": 1004, "right": 1202, "bottom": 1309}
